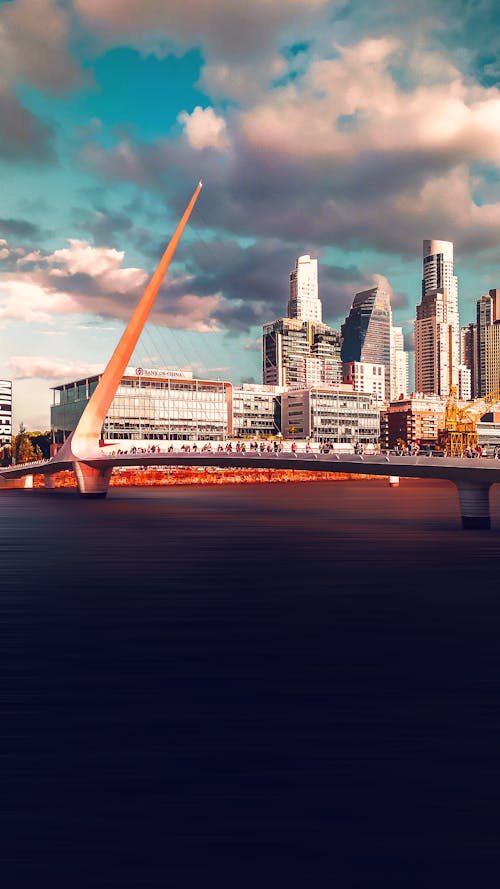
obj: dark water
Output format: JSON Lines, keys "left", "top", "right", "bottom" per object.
{"left": 2, "top": 479, "right": 500, "bottom": 887}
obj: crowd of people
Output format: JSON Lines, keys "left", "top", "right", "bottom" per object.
{"left": 107, "top": 440, "right": 500, "bottom": 459}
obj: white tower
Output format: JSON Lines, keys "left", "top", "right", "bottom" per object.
{"left": 287, "top": 255, "right": 322, "bottom": 323}
{"left": 415, "top": 240, "right": 460, "bottom": 395}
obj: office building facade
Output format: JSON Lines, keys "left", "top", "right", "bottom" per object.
{"left": 281, "top": 386, "right": 379, "bottom": 444}
{"left": 390, "top": 326, "right": 409, "bottom": 401}
{"left": 341, "top": 285, "right": 392, "bottom": 401}
{"left": 476, "top": 289, "right": 500, "bottom": 396}
{"left": 461, "top": 322, "right": 478, "bottom": 399}
{"left": 232, "top": 384, "right": 281, "bottom": 438}
{"left": 263, "top": 255, "right": 342, "bottom": 388}
{"left": 51, "top": 367, "right": 232, "bottom": 444}
{"left": 0, "top": 379, "right": 12, "bottom": 447}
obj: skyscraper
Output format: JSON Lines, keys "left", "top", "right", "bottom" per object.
{"left": 263, "top": 255, "right": 342, "bottom": 387}
{"left": 287, "top": 254, "right": 322, "bottom": 323}
{"left": 414, "top": 239, "right": 460, "bottom": 396}
{"left": 476, "top": 289, "right": 500, "bottom": 396}
{"left": 341, "top": 285, "right": 392, "bottom": 400}
{"left": 390, "top": 326, "right": 409, "bottom": 401}
{"left": 461, "top": 322, "right": 478, "bottom": 399}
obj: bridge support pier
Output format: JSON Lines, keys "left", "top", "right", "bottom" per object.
{"left": 456, "top": 481, "right": 491, "bottom": 530}
{"left": 73, "top": 462, "right": 112, "bottom": 498}
{"left": 0, "top": 474, "right": 33, "bottom": 489}
{"left": 44, "top": 474, "right": 56, "bottom": 489}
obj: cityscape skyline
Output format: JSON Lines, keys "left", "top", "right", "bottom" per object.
{"left": 2, "top": 1, "right": 500, "bottom": 428}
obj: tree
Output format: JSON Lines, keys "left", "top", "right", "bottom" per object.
{"left": 12, "top": 424, "right": 36, "bottom": 464}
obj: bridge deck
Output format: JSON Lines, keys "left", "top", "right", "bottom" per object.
{"left": 2, "top": 449, "right": 500, "bottom": 486}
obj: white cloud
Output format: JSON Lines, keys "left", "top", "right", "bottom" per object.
{"left": 178, "top": 106, "right": 230, "bottom": 152}
{"left": 8, "top": 356, "right": 105, "bottom": 381}
{"left": 0, "top": 280, "right": 78, "bottom": 325}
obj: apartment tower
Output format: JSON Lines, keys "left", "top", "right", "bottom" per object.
{"left": 414, "top": 239, "right": 459, "bottom": 396}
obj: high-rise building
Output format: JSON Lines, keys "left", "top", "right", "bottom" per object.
{"left": 461, "top": 322, "right": 478, "bottom": 399}
{"left": 414, "top": 239, "right": 459, "bottom": 396}
{"left": 263, "top": 256, "right": 342, "bottom": 387}
{"left": 458, "top": 364, "right": 472, "bottom": 402}
{"left": 287, "top": 254, "right": 321, "bottom": 323}
{"left": 341, "top": 285, "right": 392, "bottom": 400}
{"left": 476, "top": 289, "right": 500, "bottom": 396}
{"left": 0, "top": 380, "right": 12, "bottom": 447}
{"left": 390, "top": 326, "right": 409, "bottom": 401}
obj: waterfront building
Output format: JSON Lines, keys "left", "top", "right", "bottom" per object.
{"left": 0, "top": 379, "right": 12, "bottom": 447}
{"left": 476, "top": 289, "right": 500, "bottom": 396}
{"left": 232, "top": 384, "right": 281, "bottom": 438}
{"left": 382, "top": 394, "right": 447, "bottom": 449}
{"left": 280, "top": 385, "right": 380, "bottom": 444}
{"left": 461, "top": 322, "right": 478, "bottom": 399}
{"left": 341, "top": 286, "right": 392, "bottom": 401}
{"left": 287, "top": 254, "right": 321, "bottom": 323}
{"left": 51, "top": 367, "right": 232, "bottom": 444}
{"left": 342, "top": 361, "right": 386, "bottom": 403}
{"left": 263, "top": 255, "right": 342, "bottom": 387}
{"left": 414, "top": 240, "right": 459, "bottom": 396}
{"left": 390, "top": 326, "right": 409, "bottom": 401}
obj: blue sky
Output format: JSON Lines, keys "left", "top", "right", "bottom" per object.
{"left": 1, "top": 0, "right": 500, "bottom": 428}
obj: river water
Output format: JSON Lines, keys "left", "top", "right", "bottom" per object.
{"left": 1, "top": 479, "right": 500, "bottom": 886}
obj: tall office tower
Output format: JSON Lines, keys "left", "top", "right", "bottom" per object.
{"left": 0, "top": 380, "right": 12, "bottom": 447}
{"left": 415, "top": 239, "right": 459, "bottom": 396}
{"left": 458, "top": 364, "right": 472, "bottom": 401}
{"left": 461, "top": 322, "right": 478, "bottom": 398}
{"left": 390, "top": 326, "right": 409, "bottom": 401}
{"left": 341, "top": 286, "right": 392, "bottom": 400}
{"left": 287, "top": 255, "right": 322, "bottom": 323}
{"left": 476, "top": 289, "right": 500, "bottom": 395}
{"left": 263, "top": 256, "right": 342, "bottom": 387}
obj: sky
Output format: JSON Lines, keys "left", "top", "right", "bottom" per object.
{"left": 2, "top": 0, "right": 500, "bottom": 429}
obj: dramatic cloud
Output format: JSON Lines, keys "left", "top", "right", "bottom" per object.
{"left": 0, "top": 0, "right": 80, "bottom": 91}
{"left": 0, "top": 82, "right": 56, "bottom": 162}
{"left": 0, "top": 238, "right": 222, "bottom": 332}
{"left": 74, "top": 0, "right": 329, "bottom": 62}
{"left": 82, "top": 34, "right": 500, "bottom": 258}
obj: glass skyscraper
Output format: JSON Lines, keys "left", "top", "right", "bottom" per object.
{"left": 341, "top": 286, "right": 392, "bottom": 400}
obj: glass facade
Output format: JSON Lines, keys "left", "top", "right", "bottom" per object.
{"left": 51, "top": 373, "right": 231, "bottom": 442}
{"left": 341, "top": 287, "right": 392, "bottom": 400}
{"left": 281, "top": 387, "right": 379, "bottom": 443}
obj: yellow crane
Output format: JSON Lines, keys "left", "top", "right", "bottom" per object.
{"left": 439, "top": 386, "right": 500, "bottom": 456}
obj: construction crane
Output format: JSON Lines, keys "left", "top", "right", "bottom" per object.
{"left": 439, "top": 386, "right": 500, "bottom": 456}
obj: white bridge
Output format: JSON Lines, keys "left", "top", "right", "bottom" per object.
{"left": 2, "top": 180, "right": 499, "bottom": 529}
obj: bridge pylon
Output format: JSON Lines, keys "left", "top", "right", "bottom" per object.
{"left": 56, "top": 181, "right": 203, "bottom": 497}
{"left": 456, "top": 481, "right": 491, "bottom": 530}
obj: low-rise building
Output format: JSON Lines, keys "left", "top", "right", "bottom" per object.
{"left": 383, "top": 393, "right": 447, "bottom": 449}
{"left": 51, "top": 367, "right": 232, "bottom": 444}
{"left": 232, "top": 384, "right": 281, "bottom": 438}
{"left": 280, "top": 386, "right": 380, "bottom": 444}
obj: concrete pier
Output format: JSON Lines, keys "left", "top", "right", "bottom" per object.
{"left": 73, "top": 462, "right": 112, "bottom": 498}
{"left": 456, "top": 481, "right": 491, "bottom": 530}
